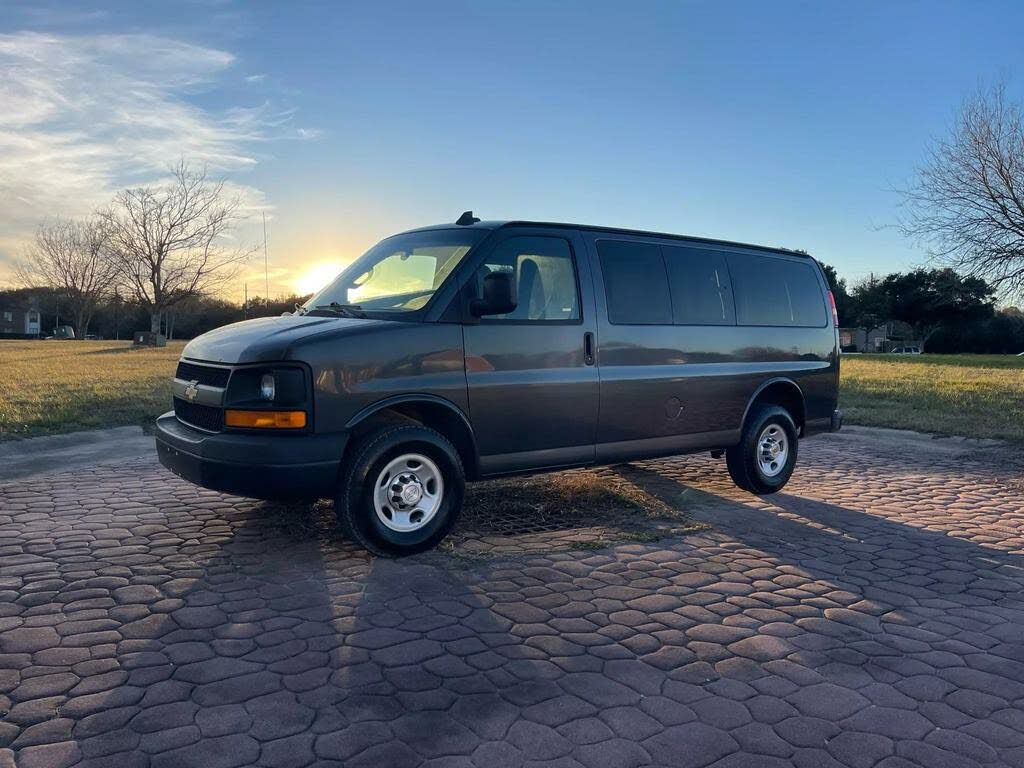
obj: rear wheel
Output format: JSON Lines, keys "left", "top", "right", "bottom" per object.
{"left": 337, "top": 424, "right": 464, "bottom": 556}
{"left": 726, "top": 405, "right": 798, "bottom": 495}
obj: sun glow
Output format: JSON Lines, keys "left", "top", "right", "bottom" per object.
{"left": 295, "top": 261, "right": 345, "bottom": 296}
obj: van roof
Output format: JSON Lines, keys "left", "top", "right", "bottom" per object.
{"left": 402, "top": 219, "right": 812, "bottom": 259}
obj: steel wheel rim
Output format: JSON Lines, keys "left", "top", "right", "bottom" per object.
{"left": 373, "top": 453, "right": 444, "bottom": 533}
{"left": 757, "top": 424, "right": 789, "bottom": 478}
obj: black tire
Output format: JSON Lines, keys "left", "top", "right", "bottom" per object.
{"left": 336, "top": 424, "right": 465, "bottom": 557}
{"left": 725, "top": 405, "right": 798, "bottom": 495}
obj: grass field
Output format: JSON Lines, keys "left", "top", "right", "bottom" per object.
{"left": 0, "top": 340, "right": 185, "bottom": 440}
{"left": 841, "top": 353, "right": 1024, "bottom": 442}
{"left": 1, "top": 341, "right": 1022, "bottom": 442}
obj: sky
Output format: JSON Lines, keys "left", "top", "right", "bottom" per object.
{"left": 1, "top": 0, "right": 1023, "bottom": 301}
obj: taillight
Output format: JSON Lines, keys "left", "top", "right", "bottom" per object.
{"left": 827, "top": 291, "right": 839, "bottom": 328}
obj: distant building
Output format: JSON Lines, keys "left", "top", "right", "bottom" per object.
{"left": 840, "top": 322, "right": 921, "bottom": 352}
{"left": 0, "top": 299, "right": 42, "bottom": 337}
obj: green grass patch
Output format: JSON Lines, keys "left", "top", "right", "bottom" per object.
{"left": 841, "top": 354, "right": 1024, "bottom": 442}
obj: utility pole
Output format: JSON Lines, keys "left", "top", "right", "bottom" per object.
{"left": 244, "top": 283, "right": 248, "bottom": 320}
{"left": 263, "top": 211, "right": 270, "bottom": 301}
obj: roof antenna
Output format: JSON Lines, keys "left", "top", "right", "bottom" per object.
{"left": 456, "top": 211, "right": 480, "bottom": 226}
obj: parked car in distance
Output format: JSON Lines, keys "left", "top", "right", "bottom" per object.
{"left": 156, "top": 213, "right": 842, "bottom": 556}
{"left": 43, "top": 325, "right": 76, "bottom": 340}
{"left": 890, "top": 346, "right": 922, "bottom": 354}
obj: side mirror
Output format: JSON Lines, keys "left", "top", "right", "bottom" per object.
{"left": 470, "top": 271, "right": 517, "bottom": 317}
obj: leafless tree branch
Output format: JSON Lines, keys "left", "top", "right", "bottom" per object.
{"left": 97, "top": 161, "right": 255, "bottom": 333}
{"left": 899, "top": 81, "right": 1024, "bottom": 299}
{"left": 14, "top": 217, "right": 117, "bottom": 338}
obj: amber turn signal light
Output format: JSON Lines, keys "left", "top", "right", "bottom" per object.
{"left": 224, "top": 410, "right": 307, "bottom": 429}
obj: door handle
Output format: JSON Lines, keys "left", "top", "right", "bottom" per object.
{"left": 583, "top": 332, "right": 595, "bottom": 366}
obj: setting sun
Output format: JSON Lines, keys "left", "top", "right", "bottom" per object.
{"left": 294, "top": 261, "right": 345, "bottom": 296}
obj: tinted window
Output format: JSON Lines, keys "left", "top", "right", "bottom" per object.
{"left": 476, "top": 236, "right": 580, "bottom": 322}
{"left": 727, "top": 252, "right": 826, "bottom": 327}
{"left": 663, "top": 246, "right": 735, "bottom": 325}
{"left": 597, "top": 240, "right": 672, "bottom": 324}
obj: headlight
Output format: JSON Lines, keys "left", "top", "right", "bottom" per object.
{"left": 225, "top": 366, "right": 307, "bottom": 410}
{"left": 259, "top": 373, "right": 275, "bottom": 401}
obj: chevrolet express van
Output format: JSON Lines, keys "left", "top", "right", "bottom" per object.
{"left": 156, "top": 214, "right": 842, "bottom": 556}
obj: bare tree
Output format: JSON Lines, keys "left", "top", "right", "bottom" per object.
{"left": 15, "top": 218, "right": 116, "bottom": 339}
{"left": 99, "top": 161, "right": 254, "bottom": 334}
{"left": 899, "top": 82, "right": 1024, "bottom": 299}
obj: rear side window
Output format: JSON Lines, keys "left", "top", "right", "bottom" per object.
{"left": 663, "top": 246, "right": 735, "bottom": 325}
{"left": 597, "top": 240, "right": 672, "bottom": 324}
{"left": 727, "top": 252, "right": 827, "bottom": 327}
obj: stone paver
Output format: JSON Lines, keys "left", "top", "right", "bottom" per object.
{"left": 1, "top": 427, "right": 1023, "bottom": 767}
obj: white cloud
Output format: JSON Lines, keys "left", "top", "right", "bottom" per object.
{"left": 0, "top": 31, "right": 306, "bottom": 282}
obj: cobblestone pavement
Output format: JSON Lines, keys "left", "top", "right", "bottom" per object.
{"left": 1, "top": 428, "right": 1023, "bottom": 768}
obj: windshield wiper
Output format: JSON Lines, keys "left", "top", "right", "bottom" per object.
{"left": 310, "top": 302, "right": 367, "bottom": 318}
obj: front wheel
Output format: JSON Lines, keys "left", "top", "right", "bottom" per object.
{"left": 725, "top": 405, "right": 798, "bottom": 495}
{"left": 337, "top": 425, "right": 465, "bottom": 557}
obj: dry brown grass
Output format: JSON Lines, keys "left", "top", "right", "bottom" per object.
{"left": 1, "top": 340, "right": 184, "bottom": 440}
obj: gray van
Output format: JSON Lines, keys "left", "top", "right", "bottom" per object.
{"left": 156, "top": 214, "right": 842, "bottom": 556}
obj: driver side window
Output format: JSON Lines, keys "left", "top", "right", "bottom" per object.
{"left": 475, "top": 236, "right": 580, "bottom": 322}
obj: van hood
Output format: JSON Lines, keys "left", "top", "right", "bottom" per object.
{"left": 181, "top": 314, "right": 391, "bottom": 364}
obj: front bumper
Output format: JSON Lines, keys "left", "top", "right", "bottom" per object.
{"left": 155, "top": 412, "right": 348, "bottom": 500}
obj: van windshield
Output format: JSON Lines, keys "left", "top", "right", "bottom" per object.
{"left": 301, "top": 229, "right": 486, "bottom": 317}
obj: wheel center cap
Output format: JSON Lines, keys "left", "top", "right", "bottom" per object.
{"left": 400, "top": 483, "right": 423, "bottom": 506}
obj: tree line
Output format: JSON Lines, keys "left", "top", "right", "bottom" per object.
{"left": 7, "top": 253, "right": 1021, "bottom": 352}
{"left": 0, "top": 285, "right": 311, "bottom": 342}
{"left": 821, "top": 263, "right": 1022, "bottom": 353}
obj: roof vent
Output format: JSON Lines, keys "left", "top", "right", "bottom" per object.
{"left": 456, "top": 211, "right": 480, "bottom": 226}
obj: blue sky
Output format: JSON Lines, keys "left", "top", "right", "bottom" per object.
{"left": 1, "top": 0, "right": 1022, "bottom": 297}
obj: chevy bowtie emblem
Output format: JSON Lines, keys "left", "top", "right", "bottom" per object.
{"left": 184, "top": 380, "right": 200, "bottom": 401}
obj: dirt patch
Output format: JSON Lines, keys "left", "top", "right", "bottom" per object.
{"left": 439, "top": 466, "right": 708, "bottom": 557}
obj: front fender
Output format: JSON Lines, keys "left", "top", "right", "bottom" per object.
{"left": 344, "top": 393, "right": 472, "bottom": 431}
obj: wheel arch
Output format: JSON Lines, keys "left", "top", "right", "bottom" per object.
{"left": 740, "top": 377, "right": 806, "bottom": 436}
{"left": 345, "top": 394, "right": 480, "bottom": 479}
